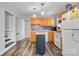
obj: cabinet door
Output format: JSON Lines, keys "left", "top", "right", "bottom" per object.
{"left": 31, "top": 19, "right": 40, "bottom": 25}
{"left": 48, "top": 18, "right": 54, "bottom": 26}
{"left": 40, "top": 18, "right": 54, "bottom": 26}
{"left": 30, "top": 32, "right": 36, "bottom": 43}
{"left": 45, "top": 19, "right": 49, "bottom": 26}
{"left": 48, "top": 31, "right": 54, "bottom": 43}
{"left": 40, "top": 19, "right": 48, "bottom": 26}
{"left": 48, "top": 31, "right": 54, "bottom": 47}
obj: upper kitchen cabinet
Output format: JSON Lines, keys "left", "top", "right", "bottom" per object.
{"left": 31, "top": 18, "right": 54, "bottom": 26}
{"left": 48, "top": 18, "right": 54, "bottom": 26}
{"left": 31, "top": 18, "right": 40, "bottom": 25}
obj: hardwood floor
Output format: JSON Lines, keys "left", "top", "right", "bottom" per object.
{"left": 1, "top": 38, "right": 62, "bottom": 56}
{"left": 12, "top": 39, "right": 30, "bottom": 56}
{"left": 48, "top": 43, "right": 62, "bottom": 56}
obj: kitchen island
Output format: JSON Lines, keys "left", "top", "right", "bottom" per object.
{"left": 30, "top": 31, "right": 54, "bottom": 47}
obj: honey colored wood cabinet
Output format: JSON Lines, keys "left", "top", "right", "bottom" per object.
{"left": 40, "top": 19, "right": 49, "bottom": 26}
{"left": 48, "top": 31, "right": 54, "bottom": 47}
{"left": 31, "top": 18, "right": 54, "bottom": 26}
{"left": 30, "top": 31, "right": 36, "bottom": 43}
{"left": 48, "top": 18, "right": 54, "bottom": 26}
{"left": 40, "top": 18, "right": 54, "bottom": 26}
{"left": 31, "top": 18, "right": 40, "bottom": 25}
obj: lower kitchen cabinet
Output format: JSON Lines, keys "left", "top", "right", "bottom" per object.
{"left": 30, "top": 31, "right": 54, "bottom": 45}
{"left": 48, "top": 31, "right": 54, "bottom": 47}
{"left": 48, "top": 31, "right": 54, "bottom": 43}
{"left": 30, "top": 31, "right": 36, "bottom": 43}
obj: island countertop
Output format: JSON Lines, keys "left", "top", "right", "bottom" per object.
{"left": 36, "top": 32, "right": 45, "bottom": 35}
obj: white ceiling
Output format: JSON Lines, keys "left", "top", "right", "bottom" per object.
{"left": 2, "top": 2, "right": 72, "bottom": 17}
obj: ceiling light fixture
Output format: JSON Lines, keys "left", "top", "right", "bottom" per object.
{"left": 33, "top": 14, "right": 36, "bottom": 18}
{"left": 33, "top": 8, "right": 36, "bottom": 10}
{"left": 41, "top": 3, "right": 45, "bottom": 6}
{"left": 41, "top": 11, "right": 45, "bottom": 15}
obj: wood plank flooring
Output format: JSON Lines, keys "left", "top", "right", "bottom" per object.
{"left": 1, "top": 38, "right": 62, "bottom": 56}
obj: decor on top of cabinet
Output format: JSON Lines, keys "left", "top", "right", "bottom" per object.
{"left": 58, "top": 11, "right": 66, "bottom": 20}
{"left": 70, "top": 8, "right": 79, "bottom": 20}
{"left": 58, "top": 12, "right": 66, "bottom": 23}
{"left": 73, "top": 2, "right": 79, "bottom": 8}
{"left": 65, "top": 4, "right": 73, "bottom": 12}
{"left": 58, "top": 20, "right": 62, "bottom": 23}
{"left": 60, "top": 14, "right": 66, "bottom": 22}
{"left": 57, "top": 24, "right": 61, "bottom": 32}
{"left": 62, "top": 13, "right": 66, "bottom": 20}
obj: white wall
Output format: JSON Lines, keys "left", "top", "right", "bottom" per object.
{"left": 16, "top": 17, "right": 21, "bottom": 41}
{"left": 16, "top": 17, "right": 26, "bottom": 40}
{"left": 23, "top": 20, "right": 25, "bottom": 38}
{"left": 25, "top": 19, "right": 31, "bottom": 38}
{"left": 15, "top": 17, "right": 30, "bottom": 41}
{"left": 20, "top": 18, "right": 26, "bottom": 39}
{"left": 0, "top": 4, "right": 5, "bottom": 52}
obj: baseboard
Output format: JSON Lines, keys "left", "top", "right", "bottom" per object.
{"left": 0, "top": 43, "right": 16, "bottom": 56}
